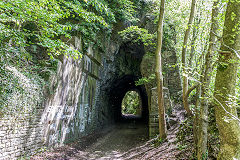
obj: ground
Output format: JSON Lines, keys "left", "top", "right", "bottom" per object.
{"left": 32, "top": 107, "right": 186, "bottom": 160}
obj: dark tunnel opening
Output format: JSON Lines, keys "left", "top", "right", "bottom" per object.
{"left": 108, "top": 75, "right": 149, "bottom": 124}
{"left": 98, "top": 42, "right": 150, "bottom": 141}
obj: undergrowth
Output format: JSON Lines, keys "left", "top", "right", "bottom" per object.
{"left": 175, "top": 106, "right": 220, "bottom": 160}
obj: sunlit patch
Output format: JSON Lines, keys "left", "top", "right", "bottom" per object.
{"left": 121, "top": 90, "right": 142, "bottom": 117}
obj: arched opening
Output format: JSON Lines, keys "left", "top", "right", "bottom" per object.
{"left": 106, "top": 75, "right": 149, "bottom": 123}
{"left": 121, "top": 90, "right": 142, "bottom": 118}
{"left": 97, "top": 42, "right": 149, "bottom": 123}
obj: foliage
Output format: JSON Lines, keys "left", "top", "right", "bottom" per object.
{"left": 0, "top": 0, "right": 114, "bottom": 59}
{"left": 0, "top": 0, "right": 139, "bottom": 62}
{"left": 118, "top": 26, "right": 156, "bottom": 47}
{"left": 106, "top": 0, "right": 139, "bottom": 23}
{"left": 0, "top": 64, "right": 45, "bottom": 117}
{"left": 121, "top": 91, "right": 141, "bottom": 115}
{"left": 135, "top": 74, "right": 155, "bottom": 86}
{"left": 0, "top": 0, "right": 140, "bottom": 115}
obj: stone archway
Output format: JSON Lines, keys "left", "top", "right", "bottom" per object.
{"left": 107, "top": 75, "right": 149, "bottom": 122}
{"left": 98, "top": 41, "right": 149, "bottom": 125}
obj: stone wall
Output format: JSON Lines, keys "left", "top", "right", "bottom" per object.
{"left": 149, "top": 87, "right": 172, "bottom": 138}
{"left": 0, "top": 66, "right": 45, "bottom": 159}
{"left": 41, "top": 35, "right": 108, "bottom": 147}
{"left": 0, "top": 34, "right": 116, "bottom": 159}
{"left": 0, "top": 114, "right": 44, "bottom": 159}
{"left": 162, "top": 51, "right": 182, "bottom": 100}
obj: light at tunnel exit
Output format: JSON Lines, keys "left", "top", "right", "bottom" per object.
{"left": 121, "top": 90, "right": 142, "bottom": 117}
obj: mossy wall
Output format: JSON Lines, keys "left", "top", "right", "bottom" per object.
{"left": 0, "top": 66, "right": 45, "bottom": 159}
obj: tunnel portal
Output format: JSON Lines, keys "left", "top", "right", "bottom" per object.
{"left": 101, "top": 42, "right": 149, "bottom": 125}
{"left": 108, "top": 75, "right": 149, "bottom": 122}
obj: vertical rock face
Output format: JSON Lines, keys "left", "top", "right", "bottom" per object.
{"left": 40, "top": 33, "right": 149, "bottom": 147}
{"left": 41, "top": 36, "right": 105, "bottom": 147}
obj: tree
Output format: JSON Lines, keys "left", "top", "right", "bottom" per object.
{"left": 181, "top": 0, "right": 197, "bottom": 116}
{"left": 155, "top": 0, "right": 167, "bottom": 140}
{"left": 214, "top": 0, "right": 240, "bottom": 159}
{"left": 197, "top": 1, "right": 220, "bottom": 159}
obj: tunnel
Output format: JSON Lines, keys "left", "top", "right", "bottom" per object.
{"left": 101, "top": 42, "right": 149, "bottom": 126}
{"left": 108, "top": 75, "right": 149, "bottom": 123}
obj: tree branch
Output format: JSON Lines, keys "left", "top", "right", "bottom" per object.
{"left": 185, "top": 83, "right": 199, "bottom": 99}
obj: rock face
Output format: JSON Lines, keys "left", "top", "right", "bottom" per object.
{"left": 41, "top": 35, "right": 103, "bottom": 147}
{"left": 40, "top": 35, "right": 149, "bottom": 148}
{"left": 0, "top": 14, "right": 181, "bottom": 160}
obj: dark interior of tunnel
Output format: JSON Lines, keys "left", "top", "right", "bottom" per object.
{"left": 108, "top": 75, "right": 149, "bottom": 123}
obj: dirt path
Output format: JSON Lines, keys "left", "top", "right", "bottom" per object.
{"left": 32, "top": 108, "right": 185, "bottom": 160}
{"left": 82, "top": 121, "right": 149, "bottom": 160}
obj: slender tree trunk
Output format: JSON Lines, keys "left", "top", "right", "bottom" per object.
{"left": 155, "top": 0, "right": 167, "bottom": 140}
{"left": 182, "top": 0, "right": 196, "bottom": 116}
{"left": 214, "top": 0, "right": 240, "bottom": 159}
{"left": 188, "top": 24, "right": 197, "bottom": 69}
{"left": 193, "top": 84, "right": 200, "bottom": 151}
{"left": 197, "top": 1, "right": 220, "bottom": 159}
{"left": 189, "top": 0, "right": 203, "bottom": 69}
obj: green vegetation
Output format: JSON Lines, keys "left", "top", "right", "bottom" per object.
{"left": 1, "top": 0, "right": 240, "bottom": 159}
{"left": 121, "top": 0, "right": 240, "bottom": 159}
{"left": 119, "top": 26, "right": 156, "bottom": 47}
{"left": 121, "top": 91, "right": 142, "bottom": 116}
{"left": 0, "top": 0, "right": 139, "bottom": 116}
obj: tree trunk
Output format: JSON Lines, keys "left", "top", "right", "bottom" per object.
{"left": 182, "top": 0, "right": 196, "bottom": 116}
{"left": 155, "top": 0, "right": 167, "bottom": 140}
{"left": 214, "top": 0, "right": 240, "bottom": 159}
{"left": 193, "top": 50, "right": 205, "bottom": 152}
{"left": 189, "top": 0, "right": 203, "bottom": 69}
{"left": 197, "top": 1, "right": 220, "bottom": 159}
{"left": 193, "top": 84, "right": 200, "bottom": 152}
{"left": 188, "top": 23, "right": 197, "bottom": 69}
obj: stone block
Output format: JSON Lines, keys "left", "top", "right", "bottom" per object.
{"left": 149, "top": 87, "right": 173, "bottom": 138}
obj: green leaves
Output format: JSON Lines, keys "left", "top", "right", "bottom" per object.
{"left": 231, "top": 12, "right": 236, "bottom": 21}
{"left": 118, "top": 26, "right": 156, "bottom": 47}
{"left": 135, "top": 74, "right": 156, "bottom": 86}
{"left": 0, "top": 0, "right": 127, "bottom": 61}
{"left": 121, "top": 91, "right": 141, "bottom": 115}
